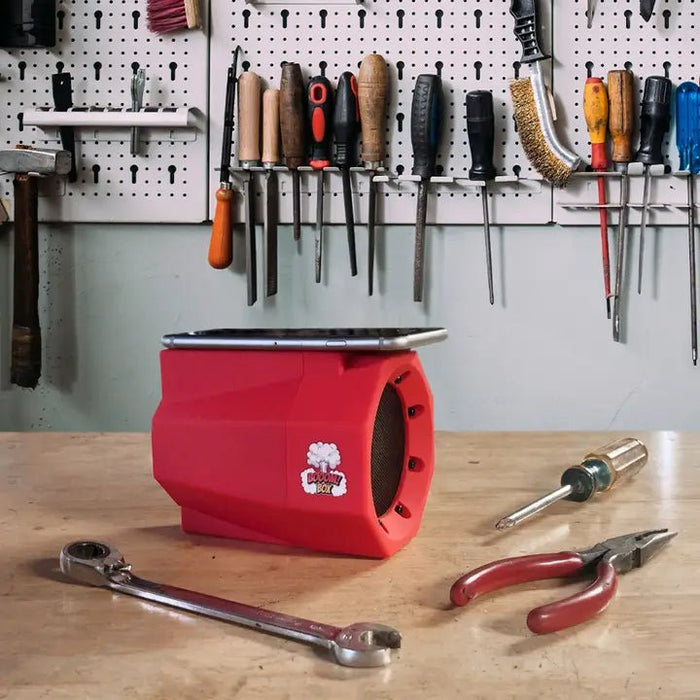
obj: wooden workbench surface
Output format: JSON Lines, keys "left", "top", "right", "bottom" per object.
{"left": 0, "top": 432, "right": 696, "bottom": 699}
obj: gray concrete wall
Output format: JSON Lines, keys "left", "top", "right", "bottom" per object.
{"left": 1, "top": 221, "right": 698, "bottom": 431}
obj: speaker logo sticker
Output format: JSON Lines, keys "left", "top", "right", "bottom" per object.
{"left": 301, "top": 442, "right": 347, "bottom": 497}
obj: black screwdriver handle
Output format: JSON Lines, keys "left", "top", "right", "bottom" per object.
{"left": 307, "top": 75, "right": 334, "bottom": 169}
{"left": 636, "top": 75, "right": 672, "bottom": 165}
{"left": 466, "top": 90, "right": 497, "bottom": 181}
{"left": 510, "top": 0, "right": 548, "bottom": 64}
{"left": 411, "top": 74, "right": 443, "bottom": 179}
{"left": 333, "top": 71, "right": 360, "bottom": 168}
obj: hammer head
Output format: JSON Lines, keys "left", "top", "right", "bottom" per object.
{"left": 0, "top": 147, "right": 72, "bottom": 177}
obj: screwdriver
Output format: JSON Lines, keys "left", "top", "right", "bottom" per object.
{"left": 334, "top": 71, "right": 360, "bottom": 276}
{"left": 411, "top": 75, "right": 443, "bottom": 303}
{"left": 583, "top": 77, "right": 612, "bottom": 318}
{"left": 636, "top": 75, "right": 672, "bottom": 295}
{"left": 609, "top": 69, "right": 635, "bottom": 342}
{"left": 209, "top": 48, "right": 240, "bottom": 270}
{"left": 676, "top": 82, "right": 700, "bottom": 365}
{"left": 262, "top": 88, "right": 280, "bottom": 297}
{"left": 280, "top": 62, "right": 306, "bottom": 242}
{"left": 307, "top": 76, "right": 334, "bottom": 284}
{"left": 358, "top": 54, "right": 389, "bottom": 296}
{"left": 586, "top": 0, "right": 595, "bottom": 28}
{"left": 238, "top": 71, "right": 261, "bottom": 306}
{"left": 466, "top": 90, "right": 497, "bottom": 305}
{"left": 495, "top": 437, "right": 647, "bottom": 530}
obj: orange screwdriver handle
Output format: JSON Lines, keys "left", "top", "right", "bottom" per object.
{"left": 208, "top": 186, "right": 234, "bottom": 269}
{"left": 607, "top": 70, "right": 635, "bottom": 164}
{"left": 583, "top": 77, "right": 609, "bottom": 171}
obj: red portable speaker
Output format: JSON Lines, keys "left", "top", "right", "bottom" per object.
{"left": 151, "top": 328, "right": 445, "bottom": 558}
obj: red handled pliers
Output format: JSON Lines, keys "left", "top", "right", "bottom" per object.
{"left": 450, "top": 528, "right": 676, "bottom": 634}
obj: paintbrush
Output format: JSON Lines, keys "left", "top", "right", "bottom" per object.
{"left": 147, "top": 0, "right": 201, "bottom": 34}
{"left": 509, "top": 0, "right": 580, "bottom": 186}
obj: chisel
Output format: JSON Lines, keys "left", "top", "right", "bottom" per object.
{"left": 334, "top": 71, "right": 360, "bottom": 276}
{"left": 280, "top": 62, "right": 306, "bottom": 242}
{"left": 411, "top": 74, "right": 443, "bottom": 303}
{"left": 262, "top": 88, "right": 280, "bottom": 297}
{"left": 307, "top": 75, "right": 334, "bottom": 283}
{"left": 358, "top": 54, "right": 388, "bottom": 296}
{"left": 238, "top": 71, "right": 261, "bottom": 306}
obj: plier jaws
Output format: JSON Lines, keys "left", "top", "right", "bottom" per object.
{"left": 450, "top": 528, "right": 676, "bottom": 635}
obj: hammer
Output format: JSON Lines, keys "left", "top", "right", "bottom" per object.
{"left": 0, "top": 146, "right": 71, "bottom": 388}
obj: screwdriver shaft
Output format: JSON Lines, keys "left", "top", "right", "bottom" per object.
{"left": 597, "top": 175, "right": 612, "bottom": 317}
{"left": 689, "top": 173, "right": 698, "bottom": 365}
{"left": 414, "top": 179, "right": 429, "bottom": 302}
{"left": 315, "top": 170, "right": 324, "bottom": 283}
{"left": 638, "top": 165, "right": 651, "bottom": 294}
{"left": 368, "top": 176, "right": 376, "bottom": 295}
{"left": 495, "top": 485, "right": 573, "bottom": 530}
{"left": 342, "top": 168, "right": 358, "bottom": 276}
{"left": 613, "top": 165, "right": 630, "bottom": 342}
{"left": 481, "top": 186, "right": 494, "bottom": 305}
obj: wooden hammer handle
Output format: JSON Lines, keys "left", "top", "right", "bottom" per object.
{"left": 11, "top": 174, "right": 41, "bottom": 389}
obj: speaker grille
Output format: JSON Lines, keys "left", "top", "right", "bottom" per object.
{"left": 371, "top": 384, "right": 406, "bottom": 517}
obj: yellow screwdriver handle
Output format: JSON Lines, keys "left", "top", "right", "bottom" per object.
{"left": 583, "top": 77, "right": 609, "bottom": 170}
{"left": 581, "top": 437, "right": 648, "bottom": 491}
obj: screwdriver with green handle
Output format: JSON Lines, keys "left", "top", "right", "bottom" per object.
{"left": 676, "top": 82, "right": 700, "bottom": 366}
{"left": 495, "top": 438, "right": 648, "bottom": 530}
{"left": 411, "top": 74, "right": 443, "bottom": 302}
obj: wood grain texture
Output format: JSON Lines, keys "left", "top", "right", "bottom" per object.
{"left": 0, "top": 431, "right": 695, "bottom": 698}
{"left": 11, "top": 173, "right": 41, "bottom": 389}
{"left": 237, "top": 72, "right": 262, "bottom": 165}
{"left": 607, "top": 70, "right": 635, "bottom": 164}
{"left": 279, "top": 63, "right": 305, "bottom": 169}
{"left": 358, "top": 54, "right": 388, "bottom": 167}
{"left": 262, "top": 88, "right": 280, "bottom": 167}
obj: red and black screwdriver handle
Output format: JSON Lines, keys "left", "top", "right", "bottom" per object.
{"left": 307, "top": 76, "right": 334, "bottom": 170}
{"left": 333, "top": 71, "right": 360, "bottom": 168}
{"left": 411, "top": 74, "right": 443, "bottom": 179}
{"left": 450, "top": 552, "right": 618, "bottom": 634}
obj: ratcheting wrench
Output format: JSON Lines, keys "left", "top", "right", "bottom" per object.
{"left": 59, "top": 541, "right": 401, "bottom": 667}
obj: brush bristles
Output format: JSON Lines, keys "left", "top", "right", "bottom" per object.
{"left": 147, "top": 0, "right": 201, "bottom": 34}
{"left": 510, "top": 78, "right": 574, "bottom": 188}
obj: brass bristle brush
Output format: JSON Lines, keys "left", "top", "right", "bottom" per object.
{"left": 509, "top": 0, "right": 580, "bottom": 186}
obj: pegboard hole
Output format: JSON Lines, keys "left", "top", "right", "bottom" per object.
{"left": 94, "top": 10, "right": 103, "bottom": 30}
{"left": 243, "top": 9, "right": 251, "bottom": 29}
{"left": 397, "top": 61, "right": 405, "bottom": 80}
{"left": 358, "top": 9, "right": 366, "bottom": 29}
{"left": 624, "top": 10, "right": 633, "bottom": 29}
{"left": 397, "top": 9, "right": 405, "bottom": 29}
{"left": 320, "top": 9, "right": 328, "bottom": 29}
{"left": 474, "top": 9, "right": 482, "bottom": 29}
{"left": 132, "top": 11, "right": 141, "bottom": 31}
{"left": 281, "top": 9, "right": 289, "bottom": 28}
{"left": 435, "top": 9, "right": 443, "bottom": 29}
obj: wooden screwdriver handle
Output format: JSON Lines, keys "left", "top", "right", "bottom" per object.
{"left": 279, "top": 63, "right": 305, "bottom": 169}
{"left": 11, "top": 174, "right": 41, "bottom": 389}
{"left": 262, "top": 88, "right": 280, "bottom": 167}
{"left": 607, "top": 69, "right": 635, "bottom": 164}
{"left": 358, "top": 54, "right": 389, "bottom": 167}
{"left": 208, "top": 186, "right": 234, "bottom": 269}
{"left": 238, "top": 71, "right": 262, "bottom": 164}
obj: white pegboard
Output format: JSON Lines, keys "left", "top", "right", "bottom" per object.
{"left": 209, "top": 0, "right": 555, "bottom": 226}
{"left": 553, "top": 0, "right": 698, "bottom": 227}
{"left": 0, "top": 1, "right": 209, "bottom": 223}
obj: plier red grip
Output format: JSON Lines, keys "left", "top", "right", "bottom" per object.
{"left": 450, "top": 529, "right": 676, "bottom": 634}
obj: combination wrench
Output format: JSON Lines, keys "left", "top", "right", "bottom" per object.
{"left": 59, "top": 541, "right": 401, "bottom": 668}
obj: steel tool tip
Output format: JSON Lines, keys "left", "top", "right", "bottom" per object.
{"left": 606, "top": 298, "right": 611, "bottom": 319}
{"left": 495, "top": 517, "right": 514, "bottom": 531}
